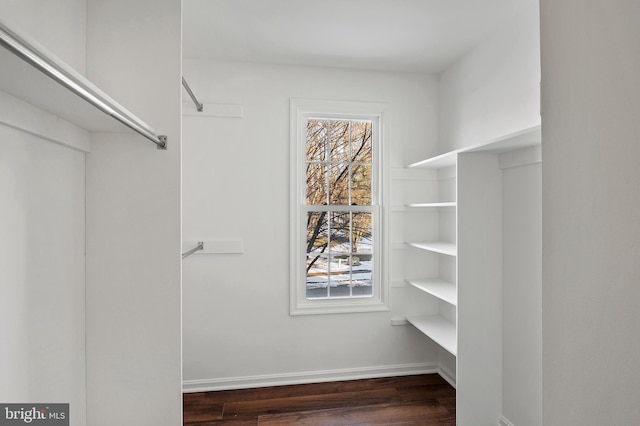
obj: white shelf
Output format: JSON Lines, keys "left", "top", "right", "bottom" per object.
{"left": 0, "top": 21, "right": 157, "bottom": 135}
{"left": 407, "top": 202, "right": 456, "bottom": 208}
{"left": 464, "top": 125, "right": 541, "bottom": 154}
{"left": 407, "top": 151, "right": 458, "bottom": 169}
{"left": 405, "top": 126, "right": 541, "bottom": 170}
{"left": 407, "top": 241, "right": 457, "bottom": 256}
{"left": 406, "top": 314, "right": 457, "bottom": 356}
{"left": 406, "top": 278, "right": 457, "bottom": 306}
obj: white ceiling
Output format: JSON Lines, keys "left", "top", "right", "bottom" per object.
{"left": 183, "top": 0, "right": 535, "bottom": 74}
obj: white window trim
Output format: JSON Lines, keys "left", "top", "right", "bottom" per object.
{"left": 290, "top": 98, "right": 390, "bottom": 315}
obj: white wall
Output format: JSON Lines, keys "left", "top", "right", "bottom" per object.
{"left": 438, "top": 1, "right": 540, "bottom": 153}
{"left": 0, "top": 125, "right": 87, "bottom": 425}
{"left": 502, "top": 157, "right": 542, "bottom": 426}
{"left": 0, "top": 3, "right": 87, "bottom": 424}
{"left": 541, "top": 0, "right": 640, "bottom": 424}
{"left": 0, "top": 0, "right": 86, "bottom": 72}
{"left": 84, "top": 1, "right": 182, "bottom": 425}
{"left": 182, "top": 59, "right": 440, "bottom": 389}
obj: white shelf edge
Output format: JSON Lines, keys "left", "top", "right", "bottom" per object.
{"left": 464, "top": 125, "right": 541, "bottom": 154}
{"left": 406, "top": 125, "right": 541, "bottom": 170}
{"left": 407, "top": 150, "right": 459, "bottom": 169}
{"left": 407, "top": 241, "right": 457, "bottom": 256}
{"left": 406, "top": 278, "right": 457, "bottom": 306}
{"left": 407, "top": 202, "right": 456, "bottom": 208}
{"left": 406, "top": 314, "right": 457, "bottom": 356}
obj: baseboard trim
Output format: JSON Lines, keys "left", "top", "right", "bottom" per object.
{"left": 183, "top": 362, "right": 443, "bottom": 393}
{"left": 499, "top": 416, "right": 515, "bottom": 426}
{"left": 437, "top": 363, "right": 457, "bottom": 389}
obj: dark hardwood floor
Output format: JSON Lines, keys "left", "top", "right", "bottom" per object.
{"left": 183, "top": 374, "right": 456, "bottom": 425}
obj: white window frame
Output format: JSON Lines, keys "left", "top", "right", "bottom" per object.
{"left": 290, "top": 98, "right": 390, "bottom": 315}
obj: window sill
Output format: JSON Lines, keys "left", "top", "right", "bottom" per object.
{"left": 290, "top": 298, "right": 390, "bottom": 316}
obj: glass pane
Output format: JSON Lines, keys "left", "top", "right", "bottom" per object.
{"left": 351, "top": 249, "right": 373, "bottom": 297}
{"left": 306, "top": 212, "right": 328, "bottom": 253}
{"left": 329, "top": 120, "right": 350, "bottom": 163}
{"left": 352, "top": 270, "right": 373, "bottom": 297}
{"left": 328, "top": 163, "right": 349, "bottom": 205}
{"left": 306, "top": 120, "right": 327, "bottom": 162}
{"left": 306, "top": 163, "right": 326, "bottom": 205}
{"left": 327, "top": 252, "right": 348, "bottom": 297}
{"left": 350, "top": 121, "right": 372, "bottom": 163}
{"left": 351, "top": 164, "right": 372, "bottom": 205}
{"left": 352, "top": 212, "right": 373, "bottom": 254}
{"left": 329, "top": 278, "right": 351, "bottom": 297}
{"left": 306, "top": 253, "right": 328, "bottom": 299}
{"left": 330, "top": 211, "right": 351, "bottom": 254}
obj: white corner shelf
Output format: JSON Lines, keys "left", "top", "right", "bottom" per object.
{"left": 464, "top": 125, "right": 541, "bottom": 154}
{"left": 406, "top": 314, "right": 457, "bottom": 356}
{"left": 407, "top": 202, "right": 456, "bottom": 208}
{"left": 406, "top": 278, "right": 457, "bottom": 306}
{"left": 407, "top": 150, "right": 458, "bottom": 169}
{"left": 398, "top": 125, "right": 542, "bottom": 425}
{"left": 407, "top": 241, "right": 457, "bottom": 257}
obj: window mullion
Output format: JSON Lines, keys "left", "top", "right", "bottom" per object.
{"left": 327, "top": 210, "right": 331, "bottom": 298}
{"left": 325, "top": 120, "right": 331, "bottom": 298}
{"left": 348, "top": 120, "right": 352, "bottom": 207}
{"left": 347, "top": 121, "right": 353, "bottom": 298}
{"left": 349, "top": 211, "right": 353, "bottom": 297}
{"left": 324, "top": 120, "right": 330, "bottom": 206}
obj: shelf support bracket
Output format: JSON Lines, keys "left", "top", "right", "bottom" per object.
{"left": 182, "top": 241, "right": 204, "bottom": 259}
{"left": 182, "top": 77, "right": 203, "bottom": 112}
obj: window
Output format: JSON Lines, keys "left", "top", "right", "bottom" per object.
{"left": 290, "top": 99, "right": 389, "bottom": 315}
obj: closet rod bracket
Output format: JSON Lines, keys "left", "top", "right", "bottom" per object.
{"left": 182, "top": 241, "right": 204, "bottom": 259}
{"left": 157, "top": 135, "right": 168, "bottom": 150}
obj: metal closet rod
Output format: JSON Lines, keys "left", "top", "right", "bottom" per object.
{"left": 182, "top": 76, "right": 203, "bottom": 112}
{"left": 0, "top": 21, "right": 167, "bottom": 150}
{"left": 182, "top": 242, "right": 204, "bottom": 259}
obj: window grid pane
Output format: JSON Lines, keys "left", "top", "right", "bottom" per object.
{"left": 305, "top": 118, "right": 375, "bottom": 300}
{"left": 305, "top": 208, "right": 374, "bottom": 299}
{"left": 306, "top": 119, "right": 373, "bottom": 207}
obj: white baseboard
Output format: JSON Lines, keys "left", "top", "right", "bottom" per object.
{"left": 437, "top": 363, "right": 457, "bottom": 389}
{"left": 183, "top": 362, "right": 445, "bottom": 393}
{"left": 499, "top": 416, "right": 515, "bottom": 426}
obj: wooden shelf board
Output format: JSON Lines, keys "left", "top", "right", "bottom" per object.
{"left": 406, "top": 314, "right": 457, "bottom": 356}
{"left": 407, "top": 241, "right": 457, "bottom": 256}
{"left": 406, "top": 278, "right": 457, "bottom": 306}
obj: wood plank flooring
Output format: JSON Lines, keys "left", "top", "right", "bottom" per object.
{"left": 183, "top": 374, "right": 456, "bottom": 425}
